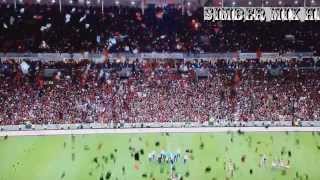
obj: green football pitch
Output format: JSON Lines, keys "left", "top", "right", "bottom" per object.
{"left": 0, "top": 131, "right": 320, "bottom": 180}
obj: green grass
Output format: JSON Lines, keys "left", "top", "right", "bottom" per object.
{"left": 0, "top": 131, "right": 320, "bottom": 180}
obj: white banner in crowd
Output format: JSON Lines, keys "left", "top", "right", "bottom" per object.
{"left": 20, "top": 61, "right": 30, "bottom": 74}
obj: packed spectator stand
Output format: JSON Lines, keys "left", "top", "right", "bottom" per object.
{"left": 0, "top": 57, "right": 320, "bottom": 125}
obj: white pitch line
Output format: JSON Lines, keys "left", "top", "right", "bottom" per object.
{"left": 0, "top": 126, "right": 320, "bottom": 137}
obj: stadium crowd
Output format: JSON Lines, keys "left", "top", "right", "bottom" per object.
{"left": 0, "top": 4, "right": 320, "bottom": 53}
{"left": 0, "top": 3, "right": 320, "bottom": 126}
{"left": 0, "top": 58, "right": 319, "bottom": 125}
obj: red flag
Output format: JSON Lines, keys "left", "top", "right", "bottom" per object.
{"left": 103, "top": 48, "right": 109, "bottom": 57}
{"left": 256, "top": 48, "right": 261, "bottom": 59}
{"left": 103, "top": 48, "right": 109, "bottom": 62}
{"left": 80, "top": 74, "right": 87, "bottom": 86}
{"left": 234, "top": 70, "right": 241, "bottom": 83}
{"left": 36, "top": 75, "right": 44, "bottom": 89}
{"left": 233, "top": 70, "right": 241, "bottom": 87}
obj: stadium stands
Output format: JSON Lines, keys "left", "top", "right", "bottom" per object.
{"left": 0, "top": 4, "right": 320, "bottom": 54}
{"left": 0, "top": 58, "right": 319, "bottom": 125}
